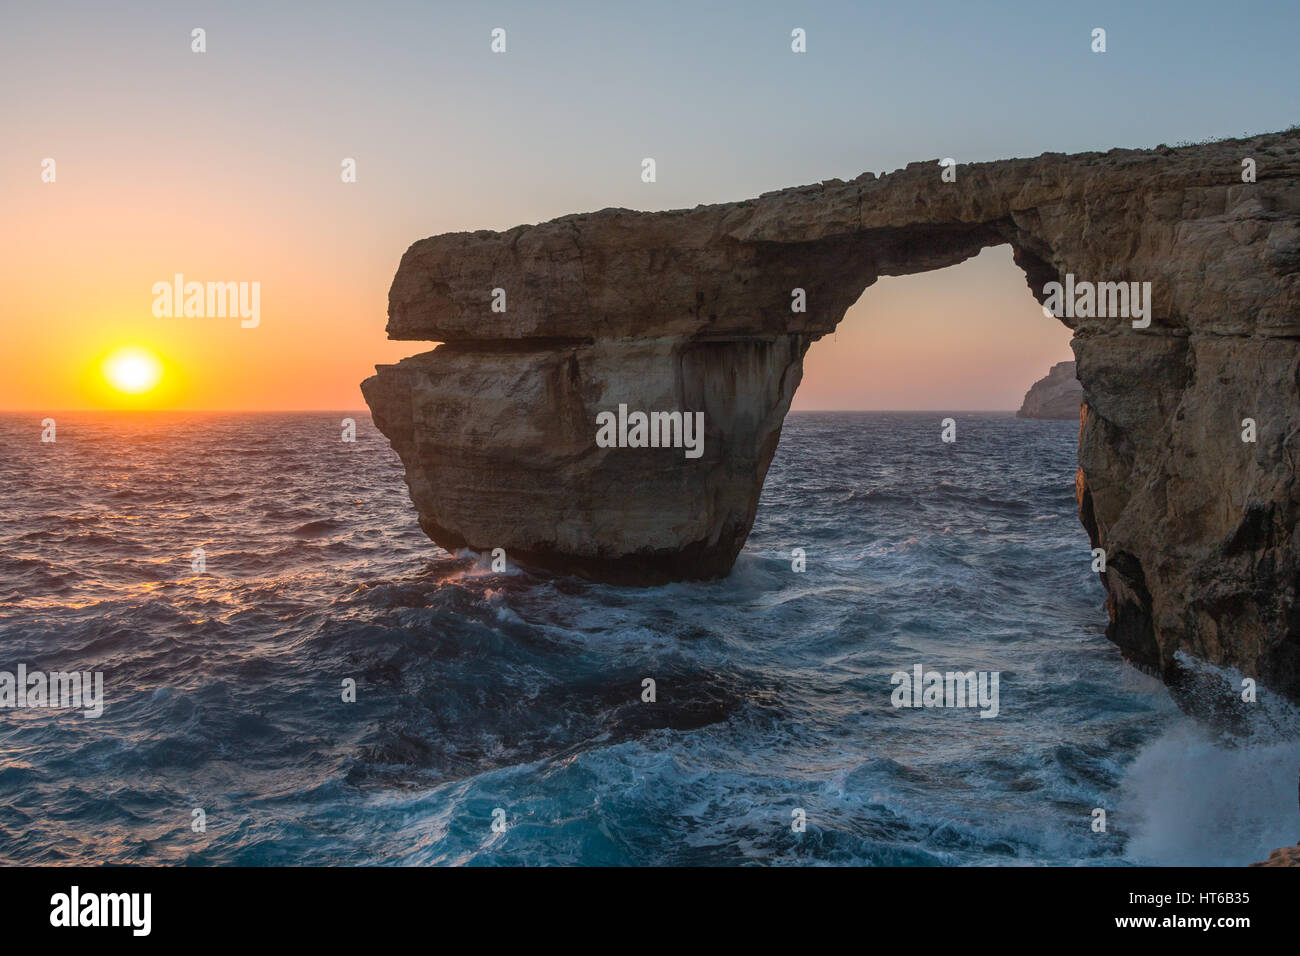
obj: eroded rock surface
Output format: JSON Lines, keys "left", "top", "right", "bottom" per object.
{"left": 1251, "top": 843, "right": 1300, "bottom": 866}
{"left": 1018, "top": 361, "right": 1083, "bottom": 419}
{"left": 364, "top": 130, "right": 1300, "bottom": 697}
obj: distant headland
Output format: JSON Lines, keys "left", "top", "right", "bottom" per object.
{"left": 1017, "top": 361, "right": 1082, "bottom": 420}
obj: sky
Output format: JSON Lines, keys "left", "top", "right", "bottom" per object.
{"left": 2, "top": 0, "right": 1297, "bottom": 411}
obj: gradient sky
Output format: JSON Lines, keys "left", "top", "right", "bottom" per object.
{"left": 3, "top": 0, "right": 1297, "bottom": 410}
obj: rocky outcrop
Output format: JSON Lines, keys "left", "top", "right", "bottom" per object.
{"left": 364, "top": 130, "right": 1300, "bottom": 698}
{"left": 1018, "top": 361, "right": 1083, "bottom": 419}
{"left": 1251, "top": 844, "right": 1300, "bottom": 866}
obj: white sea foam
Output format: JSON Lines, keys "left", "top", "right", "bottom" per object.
{"left": 1119, "top": 659, "right": 1300, "bottom": 866}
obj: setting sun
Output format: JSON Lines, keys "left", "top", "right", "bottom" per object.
{"left": 101, "top": 345, "right": 164, "bottom": 395}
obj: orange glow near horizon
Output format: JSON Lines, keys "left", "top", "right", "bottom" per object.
{"left": 3, "top": 241, "right": 1069, "bottom": 412}
{"left": 2, "top": 163, "right": 1064, "bottom": 413}
{"left": 0, "top": 80, "right": 1069, "bottom": 414}
{"left": 1, "top": 168, "right": 415, "bottom": 412}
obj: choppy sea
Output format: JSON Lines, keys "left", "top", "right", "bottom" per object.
{"left": 1, "top": 411, "right": 1295, "bottom": 865}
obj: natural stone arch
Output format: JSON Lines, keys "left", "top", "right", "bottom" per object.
{"left": 364, "top": 131, "right": 1300, "bottom": 697}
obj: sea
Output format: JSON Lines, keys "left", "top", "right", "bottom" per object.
{"left": 1, "top": 411, "right": 1296, "bottom": 865}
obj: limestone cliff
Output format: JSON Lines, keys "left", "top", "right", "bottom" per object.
{"left": 364, "top": 130, "right": 1300, "bottom": 699}
{"left": 1018, "top": 361, "right": 1083, "bottom": 420}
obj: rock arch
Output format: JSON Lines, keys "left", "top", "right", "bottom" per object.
{"left": 363, "top": 130, "right": 1300, "bottom": 696}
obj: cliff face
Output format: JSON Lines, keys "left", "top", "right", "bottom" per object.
{"left": 364, "top": 130, "right": 1300, "bottom": 697}
{"left": 1018, "top": 361, "right": 1083, "bottom": 419}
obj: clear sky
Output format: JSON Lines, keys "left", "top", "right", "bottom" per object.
{"left": 3, "top": 0, "right": 1297, "bottom": 410}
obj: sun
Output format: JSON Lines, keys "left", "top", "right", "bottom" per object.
{"left": 102, "top": 345, "right": 164, "bottom": 395}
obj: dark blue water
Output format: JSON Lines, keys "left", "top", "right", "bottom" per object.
{"left": 0, "top": 412, "right": 1295, "bottom": 865}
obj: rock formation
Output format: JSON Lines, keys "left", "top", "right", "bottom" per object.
{"left": 1017, "top": 361, "right": 1083, "bottom": 419}
{"left": 364, "top": 130, "right": 1300, "bottom": 698}
{"left": 1251, "top": 843, "right": 1300, "bottom": 866}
